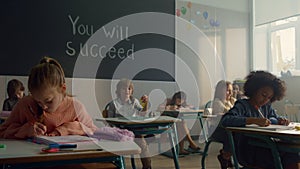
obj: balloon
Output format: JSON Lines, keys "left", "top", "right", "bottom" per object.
{"left": 209, "top": 19, "right": 214, "bottom": 26}
{"left": 196, "top": 11, "right": 201, "bottom": 15}
{"left": 190, "top": 19, "right": 195, "bottom": 24}
{"left": 203, "top": 11, "right": 208, "bottom": 20}
{"left": 181, "top": 7, "right": 187, "bottom": 15}
{"left": 176, "top": 9, "right": 181, "bottom": 17}
{"left": 187, "top": 1, "right": 192, "bottom": 8}
{"left": 215, "top": 20, "right": 220, "bottom": 27}
{"left": 209, "top": 19, "right": 221, "bottom": 27}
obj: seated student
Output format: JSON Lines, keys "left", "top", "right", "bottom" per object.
{"left": 210, "top": 80, "right": 236, "bottom": 169}
{"left": 105, "top": 78, "right": 152, "bottom": 169}
{"left": 0, "top": 57, "right": 97, "bottom": 139}
{"left": 222, "top": 70, "right": 300, "bottom": 169}
{"left": 2, "top": 79, "right": 25, "bottom": 111}
{"left": 232, "top": 83, "right": 245, "bottom": 100}
{"left": 163, "top": 91, "right": 201, "bottom": 155}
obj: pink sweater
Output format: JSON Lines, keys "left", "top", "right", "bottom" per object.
{"left": 0, "top": 95, "right": 98, "bottom": 139}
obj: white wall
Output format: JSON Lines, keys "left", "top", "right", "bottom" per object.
{"left": 254, "top": 0, "right": 300, "bottom": 26}
{"left": 175, "top": 1, "right": 250, "bottom": 135}
{"left": 253, "top": 25, "right": 268, "bottom": 70}
{"left": 176, "top": 1, "right": 250, "bottom": 106}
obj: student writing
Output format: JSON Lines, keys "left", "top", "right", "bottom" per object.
{"left": 0, "top": 57, "right": 97, "bottom": 139}
{"left": 221, "top": 70, "right": 299, "bottom": 169}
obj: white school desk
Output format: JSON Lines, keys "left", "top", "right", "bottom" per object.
{"left": 0, "top": 139, "right": 141, "bottom": 169}
{"left": 226, "top": 124, "right": 300, "bottom": 169}
{"left": 96, "top": 116, "right": 181, "bottom": 169}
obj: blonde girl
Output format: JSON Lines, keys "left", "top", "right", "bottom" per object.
{"left": 0, "top": 56, "right": 97, "bottom": 138}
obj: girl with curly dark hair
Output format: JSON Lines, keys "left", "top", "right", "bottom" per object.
{"left": 222, "top": 70, "right": 300, "bottom": 169}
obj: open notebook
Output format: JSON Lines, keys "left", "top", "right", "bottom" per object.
{"left": 33, "top": 135, "right": 98, "bottom": 145}
{"left": 246, "top": 124, "right": 293, "bottom": 131}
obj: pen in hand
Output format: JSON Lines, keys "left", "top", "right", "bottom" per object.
{"left": 256, "top": 106, "right": 265, "bottom": 118}
{"left": 29, "top": 105, "right": 44, "bottom": 123}
{"left": 255, "top": 106, "right": 271, "bottom": 126}
{"left": 28, "top": 105, "right": 47, "bottom": 135}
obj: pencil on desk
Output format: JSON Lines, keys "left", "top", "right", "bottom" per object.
{"left": 40, "top": 148, "right": 103, "bottom": 154}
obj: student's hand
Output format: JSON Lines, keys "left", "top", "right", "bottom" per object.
{"left": 278, "top": 118, "right": 289, "bottom": 126}
{"left": 138, "top": 111, "right": 147, "bottom": 117}
{"left": 167, "top": 105, "right": 179, "bottom": 110}
{"left": 33, "top": 122, "right": 47, "bottom": 135}
{"left": 140, "top": 95, "right": 148, "bottom": 103}
{"left": 256, "top": 118, "right": 271, "bottom": 127}
{"left": 47, "top": 130, "right": 60, "bottom": 136}
{"left": 247, "top": 117, "right": 271, "bottom": 127}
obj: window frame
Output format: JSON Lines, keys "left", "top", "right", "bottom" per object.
{"left": 267, "top": 17, "right": 300, "bottom": 73}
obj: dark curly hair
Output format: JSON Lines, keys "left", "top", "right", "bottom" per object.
{"left": 243, "top": 70, "right": 286, "bottom": 102}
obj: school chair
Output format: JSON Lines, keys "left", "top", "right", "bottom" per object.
{"left": 200, "top": 100, "right": 224, "bottom": 169}
{"left": 204, "top": 100, "right": 213, "bottom": 110}
{"left": 102, "top": 102, "right": 110, "bottom": 118}
{"left": 101, "top": 102, "right": 137, "bottom": 169}
{"left": 102, "top": 102, "right": 161, "bottom": 169}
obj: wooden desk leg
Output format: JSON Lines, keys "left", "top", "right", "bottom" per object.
{"left": 227, "top": 131, "right": 239, "bottom": 169}
{"left": 168, "top": 124, "right": 180, "bottom": 169}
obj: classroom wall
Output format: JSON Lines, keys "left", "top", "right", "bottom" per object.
{"left": 1, "top": 1, "right": 250, "bottom": 134}
{"left": 176, "top": 1, "right": 250, "bottom": 106}
{"left": 175, "top": 1, "right": 250, "bottom": 135}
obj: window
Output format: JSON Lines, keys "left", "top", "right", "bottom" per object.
{"left": 253, "top": 16, "right": 300, "bottom": 76}
{"left": 270, "top": 27, "right": 295, "bottom": 72}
